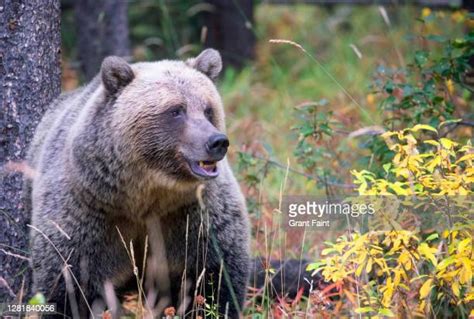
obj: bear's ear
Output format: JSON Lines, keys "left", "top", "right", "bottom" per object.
{"left": 101, "top": 56, "right": 135, "bottom": 95}
{"left": 186, "top": 49, "right": 222, "bottom": 81}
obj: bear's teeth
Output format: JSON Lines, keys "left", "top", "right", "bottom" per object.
{"left": 199, "top": 161, "right": 216, "bottom": 171}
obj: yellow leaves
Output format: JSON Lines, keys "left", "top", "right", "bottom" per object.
{"left": 440, "top": 138, "right": 458, "bottom": 150}
{"left": 457, "top": 238, "right": 472, "bottom": 255}
{"left": 417, "top": 243, "right": 438, "bottom": 266}
{"left": 388, "top": 182, "right": 411, "bottom": 196}
{"left": 352, "top": 169, "right": 376, "bottom": 180}
{"left": 452, "top": 282, "right": 461, "bottom": 298}
{"left": 443, "top": 229, "right": 458, "bottom": 239}
{"left": 456, "top": 153, "right": 474, "bottom": 164}
{"left": 394, "top": 167, "right": 410, "bottom": 179}
{"left": 325, "top": 121, "right": 473, "bottom": 317}
{"left": 366, "top": 93, "right": 376, "bottom": 106}
{"left": 424, "top": 139, "right": 440, "bottom": 147}
{"left": 381, "top": 276, "right": 394, "bottom": 307}
{"left": 355, "top": 306, "right": 374, "bottom": 315}
{"left": 425, "top": 232, "right": 474, "bottom": 306}
{"left": 399, "top": 251, "right": 413, "bottom": 271}
{"left": 393, "top": 153, "right": 402, "bottom": 166}
{"left": 355, "top": 260, "right": 365, "bottom": 277}
{"left": 392, "top": 268, "right": 405, "bottom": 291}
{"left": 366, "top": 257, "right": 373, "bottom": 273}
{"left": 445, "top": 79, "right": 455, "bottom": 94}
{"left": 321, "top": 248, "right": 336, "bottom": 256}
{"left": 454, "top": 237, "right": 473, "bottom": 285}
{"left": 378, "top": 308, "right": 395, "bottom": 317}
{"left": 318, "top": 228, "right": 472, "bottom": 318}
{"left": 458, "top": 257, "right": 472, "bottom": 285}
{"left": 405, "top": 134, "right": 418, "bottom": 145}
{"left": 416, "top": 300, "right": 427, "bottom": 316}
{"left": 419, "top": 175, "right": 434, "bottom": 189}
{"left": 421, "top": 7, "right": 432, "bottom": 18}
{"left": 426, "top": 155, "right": 441, "bottom": 173}
{"left": 437, "top": 256, "right": 456, "bottom": 271}
{"left": 466, "top": 290, "right": 474, "bottom": 303}
{"left": 420, "top": 278, "right": 433, "bottom": 299}
{"left": 410, "top": 124, "right": 438, "bottom": 134}
{"left": 384, "top": 230, "right": 417, "bottom": 252}
{"left": 351, "top": 170, "right": 377, "bottom": 195}
{"left": 353, "top": 125, "right": 473, "bottom": 196}
{"left": 381, "top": 131, "right": 399, "bottom": 140}
{"left": 451, "top": 10, "right": 467, "bottom": 23}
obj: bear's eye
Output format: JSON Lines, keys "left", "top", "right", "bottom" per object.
{"left": 204, "top": 107, "right": 214, "bottom": 122}
{"left": 170, "top": 106, "right": 185, "bottom": 118}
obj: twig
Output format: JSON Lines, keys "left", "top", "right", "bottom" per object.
{"left": 441, "top": 120, "right": 474, "bottom": 137}
{"left": 0, "top": 249, "right": 30, "bottom": 261}
{"left": 0, "top": 277, "right": 16, "bottom": 298}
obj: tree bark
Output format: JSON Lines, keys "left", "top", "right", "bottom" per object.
{"left": 0, "top": 0, "right": 61, "bottom": 301}
{"left": 74, "top": 0, "right": 130, "bottom": 81}
{"left": 203, "top": 0, "right": 255, "bottom": 69}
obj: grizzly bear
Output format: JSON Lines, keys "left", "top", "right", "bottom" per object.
{"left": 26, "top": 49, "right": 250, "bottom": 318}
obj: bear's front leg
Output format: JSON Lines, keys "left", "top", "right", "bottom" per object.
{"left": 31, "top": 234, "right": 103, "bottom": 317}
{"left": 30, "top": 212, "right": 133, "bottom": 318}
{"left": 205, "top": 230, "right": 250, "bottom": 318}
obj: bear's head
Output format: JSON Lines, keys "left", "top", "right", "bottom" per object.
{"left": 101, "top": 49, "right": 229, "bottom": 187}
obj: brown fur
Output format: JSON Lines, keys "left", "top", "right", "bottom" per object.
{"left": 27, "top": 49, "right": 250, "bottom": 318}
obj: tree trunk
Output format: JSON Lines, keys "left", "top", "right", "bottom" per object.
{"left": 74, "top": 0, "right": 130, "bottom": 81}
{"left": 0, "top": 0, "right": 61, "bottom": 301}
{"left": 462, "top": 0, "right": 474, "bottom": 11}
{"left": 203, "top": 0, "right": 255, "bottom": 69}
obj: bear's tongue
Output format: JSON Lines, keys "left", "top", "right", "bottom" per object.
{"left": 190, "top": 160, "right": 218, "bottom": 178}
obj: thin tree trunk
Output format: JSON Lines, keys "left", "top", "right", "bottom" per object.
{"left": 0, "top": 0, "right": 61, "bottom": 301}
{"left": 203, "top": 0, "right": 255, "bottom": 69}
{"left": 74, "top": 0, "right": 130, "bottom": 81}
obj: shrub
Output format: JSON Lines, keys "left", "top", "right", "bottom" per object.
{"left": 309, "top": 124, "right": 473, "bottom": 318}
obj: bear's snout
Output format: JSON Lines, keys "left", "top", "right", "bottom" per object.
{"left": 206, "top": 133, "right": 229, "bottom": 161}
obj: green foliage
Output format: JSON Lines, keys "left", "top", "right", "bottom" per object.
{"left": 291, "top": 11, "right": 474, "bottom": 319}
{"left": 363, "top": 28, "right": 473, "bottom": 174}
{"left": 28, "top": 292, "right": 46, "bottom": 305}
{"left": 375, "top": 31, "right": 472, "bottom": 128}
{"left": 128, "top": 0, "right": 203, "bottom": 59}
{"left": 292, "top": 99, "right": 333, "bottom": 171}
{"left": 237, "top": 152, "right": 263, "bottom": 189}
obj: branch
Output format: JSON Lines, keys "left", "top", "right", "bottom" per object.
{"left": 441, "top": 119, "right": 474, "bottom": 136}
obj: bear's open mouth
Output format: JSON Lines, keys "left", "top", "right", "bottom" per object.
{"left": 188, "top": 160, "right": 219, "bottom": 179}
